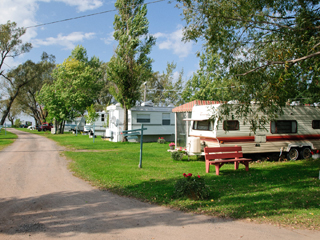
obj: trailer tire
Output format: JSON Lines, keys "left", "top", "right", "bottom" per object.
{"left": 300, "top": 148, "right": 311, "bottom": 159}
{"left": 287, "top": 148, "right": 299, "bottom": 161}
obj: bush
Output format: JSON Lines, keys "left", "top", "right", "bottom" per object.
{"left": 171, "top": 151, "right": 183, "bottom": 160}
{"left": 174, "top": 173, "right": 210, "bottom": 200}
{"left": 157, "top": 137, "right": 165, "bottom": 144}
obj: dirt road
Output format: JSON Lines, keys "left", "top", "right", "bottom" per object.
{"left": 0, "top": 129, "right": 319, "bottom": 240}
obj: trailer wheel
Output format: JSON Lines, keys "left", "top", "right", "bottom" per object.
{"left": 287, "top": 148, "right": 299, "bottom": 161}
{"left": 300, "top": 148, "right": 311, "bottom": 159}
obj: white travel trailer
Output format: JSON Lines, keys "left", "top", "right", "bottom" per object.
{"left": 185, "top": 103, "right": 320, "bottom": 160}
{"left": 106, "top": 102, "right": 174, "bottom": 142}
{"left": 83, "top": 111, "right": 108, "bottom": 136}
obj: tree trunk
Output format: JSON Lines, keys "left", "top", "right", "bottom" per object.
{"left": 0, "top": 91, "right": 20, "bottom": 125}
{"left": 122, "top": 104, "right": 128, "bottom": 142}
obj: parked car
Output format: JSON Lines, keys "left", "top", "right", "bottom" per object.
{"left": 38, "top": 123, "right": 53, "bottom": 132}
{"left": 20, "top": 124, "right": 29, "bottom": 128}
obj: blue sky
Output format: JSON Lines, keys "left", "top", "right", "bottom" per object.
{"left": 1, "top": 0, "right": 203, "bottom": 82}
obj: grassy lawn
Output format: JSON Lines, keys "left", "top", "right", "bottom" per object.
{"left": 8, "top": 129, "right": 320, "bottom": 230}
{"left": 0, "top": 128, "right": 17, "bottom": 150}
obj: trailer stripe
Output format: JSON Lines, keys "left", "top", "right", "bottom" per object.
{"left": 190, "top": 134, "right": 320, "bottom": 143}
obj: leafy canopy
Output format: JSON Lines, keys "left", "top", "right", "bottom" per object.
{"left": 177, "top": 0, "right": 320, "bottom": 113}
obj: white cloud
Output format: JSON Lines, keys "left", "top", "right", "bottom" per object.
{"left": 0, "top": 0, "right": 40, "bottom": 42}
{"left": 0, "top": 0, "right": 104, "bottom": 41}
{"left": 101, "top": 31, "right": 115, "bottom": 45}
{"left": 33, "top": 32, "right": 96, "bottom": 50}
{"left": 154, "top": 27, "right": 193, "bottom": 59}
{"left": 54, "top": 0, "right": 103, "bottom": 12}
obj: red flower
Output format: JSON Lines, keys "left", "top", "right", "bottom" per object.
{"left": 317, "top": 150, "right": 320, "bottom": 154}
{"left": 187, "top": 173, "right": 192, "bottom": 177}
{"left": 197, "top": 175, "right": 201, "bottom": 178}
{"left": 159, "top": 137, "right": 160, "bottom": 139}
{"left": 183, "top": 173, "right": 187, "bottom": 177}
{"left": 161, "top": 137, "right": 164, "bottom": 139}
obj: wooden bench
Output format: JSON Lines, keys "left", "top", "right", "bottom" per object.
{"left": 204, "top": 146, "right": 252, "bottom": 175}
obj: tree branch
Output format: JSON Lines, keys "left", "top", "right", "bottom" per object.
{"left": 236, "top": 51, "right": 320, "bottom": 76}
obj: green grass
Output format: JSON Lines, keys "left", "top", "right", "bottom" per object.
{"left": 7, "top": 130, "right": 320, "bottom": 230}
{"left": 0, "top": 129, "right": 17, "bottom": 150}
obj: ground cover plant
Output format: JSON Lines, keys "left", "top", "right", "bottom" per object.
{"left": 7, "top": 129, "right": 320, "bottom": 230}
{"left": 0, "top": 129, "right": 17, "bottom": 150}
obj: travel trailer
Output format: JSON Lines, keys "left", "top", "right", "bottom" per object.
{"left": 105, "top": 102, "right": 174, "bottom": 142}
{"left": 83, "top": 111, "right": 108, "bottom": 136}
{"left": 185, "top": 103, "right": 320, "bottom": 160}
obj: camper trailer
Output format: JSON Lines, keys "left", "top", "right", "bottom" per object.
{"left": 105, "top": 102, "right": 174, "bottom": 142}
{"left": 83, "top": 111, "right": 108, "bottom": 136}
{"left": 186, "top": 103, "right": 320, "bottom": 160}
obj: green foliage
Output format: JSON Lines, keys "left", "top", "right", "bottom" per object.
{"left": 0, "top": 21, "right": 32, "bottom": 73}
{"left": 37, "top": 45, "right": 104, "bottom": 126}
{"left": 177, "top": 0, "right": 320, "bottom": 120}
{"left": 107, "top": 0, "right": 156, "bottom": 136}
{"left": 174, "top": 173, "right": 210, "bottom": 200}
{"left": 171, "top": 151, "right": 183, "bottom": 160}
{"left": 15, "top": 52, "right": 56, "bottom": 125}
{"left": 14, "top": 118, "right": 21, "bottom": 127}
{"left": 182, "top": 51, "right": 231, "bottom": 102}
{"left": 157, "top": 137, "right": 165, "bottom": 144}
{"left": 85, "top": 104, "right": 99, "bottom": 124}
{"left": 0, "top": 21, "right": 32, "bottom": 125}
{"left": 145, "top": 62, "right": 184, "bottom": 106}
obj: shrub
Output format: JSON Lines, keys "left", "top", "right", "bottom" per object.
{"left": 174, "top": 173, "right": 210, "bottom": 200}
{"left": 171, "top": 151, "right": 183, "bottom": 160}
{"left": 157, "top": 137, "right": 165, "bottom": 144}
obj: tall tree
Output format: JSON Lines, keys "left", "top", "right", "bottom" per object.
{"left": 181, "top": 51, "right": 232, "bottom": 102}
{"left": 144, "top": 62, "right": 184, "bottom": 106}
{"left": 107, "top": 0, "right": 155, "bottom": 141}
{"left": 15, "top": 52, "right": 56, "bottom": 126}
{"left": 0, "top": 60, "right": 37, "bottom": 125}
{"left": 0, "top": 21, "right": 32, "bottom": 124}
{"left": 176, "top": 0, "right": 320, "bottom": 120}
{"left": 37, "top": 45, "right": 104, "bottom": 133}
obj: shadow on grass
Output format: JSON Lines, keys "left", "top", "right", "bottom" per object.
{"left": 115, "top": 159, "right": 320, "bottom": 221}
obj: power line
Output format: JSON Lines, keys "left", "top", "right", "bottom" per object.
{"left": 25, "top": 0, "right": 165, "bottom": 29}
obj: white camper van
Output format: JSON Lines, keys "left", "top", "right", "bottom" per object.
{"left": 186, "top": 104, "right": 320, "bottom": 160}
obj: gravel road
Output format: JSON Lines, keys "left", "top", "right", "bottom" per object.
{"left": 0, "top": 129, "right": 319, "bottom": 240}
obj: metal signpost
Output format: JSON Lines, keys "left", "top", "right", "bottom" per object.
{"left": 122, "top": 124, "right": 147, "bottom": 168}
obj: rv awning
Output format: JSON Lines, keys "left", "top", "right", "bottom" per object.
{"left": 172, "top": 100, "right": 222, "bottom": 112}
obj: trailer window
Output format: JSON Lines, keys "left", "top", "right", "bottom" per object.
{"left": 271, "top": 120, "right": 297, "bottom": 134}
{"left": 101, "top": 114, "right": 105, "bottom": 122}
{"left": 137, "top": 114, "right": 150, "bottom": 123}
{"left": 162, "top": 113, "right": 170, "bottom": 125}
{"left": 223, "top": 120, "right": 239, "bottom": 131}
{"left": 312, "top": 120, "right": 320, "bottom": 129}
{"left": 193, "top": 120, "right": 213, "bottom": 130}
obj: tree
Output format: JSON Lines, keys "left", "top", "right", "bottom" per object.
{"left": 107, "top": 0, "right": 155, "bottom": 141}
{"left": 85, "top": 104, "right": 99, "bottom": 125}
{"left": 37, "top": 45, "right": 104, "bottom": 133}
{"left": 181, "top": 51, "right": 232, "bottom": 102}
{"left": 0, "top": 60, "right": 37, "bottom": 125}
{"left": 143, "top": 62, "right": 184, "bottom": 106}
{"left": 15, "top": 52, "right": 56, "bottom": 126}
{"left": 6, "top": 99, "right": 22, "bottom": 127}
{"left": 0, "top": 21, "right": 32, "bottom": 124}
{"left": 176, "top": 0, "right": 320, "bottom": 120}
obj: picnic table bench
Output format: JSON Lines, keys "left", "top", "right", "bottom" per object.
{"left": 204, "top": 146, "right": 252, "bottom": 175}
